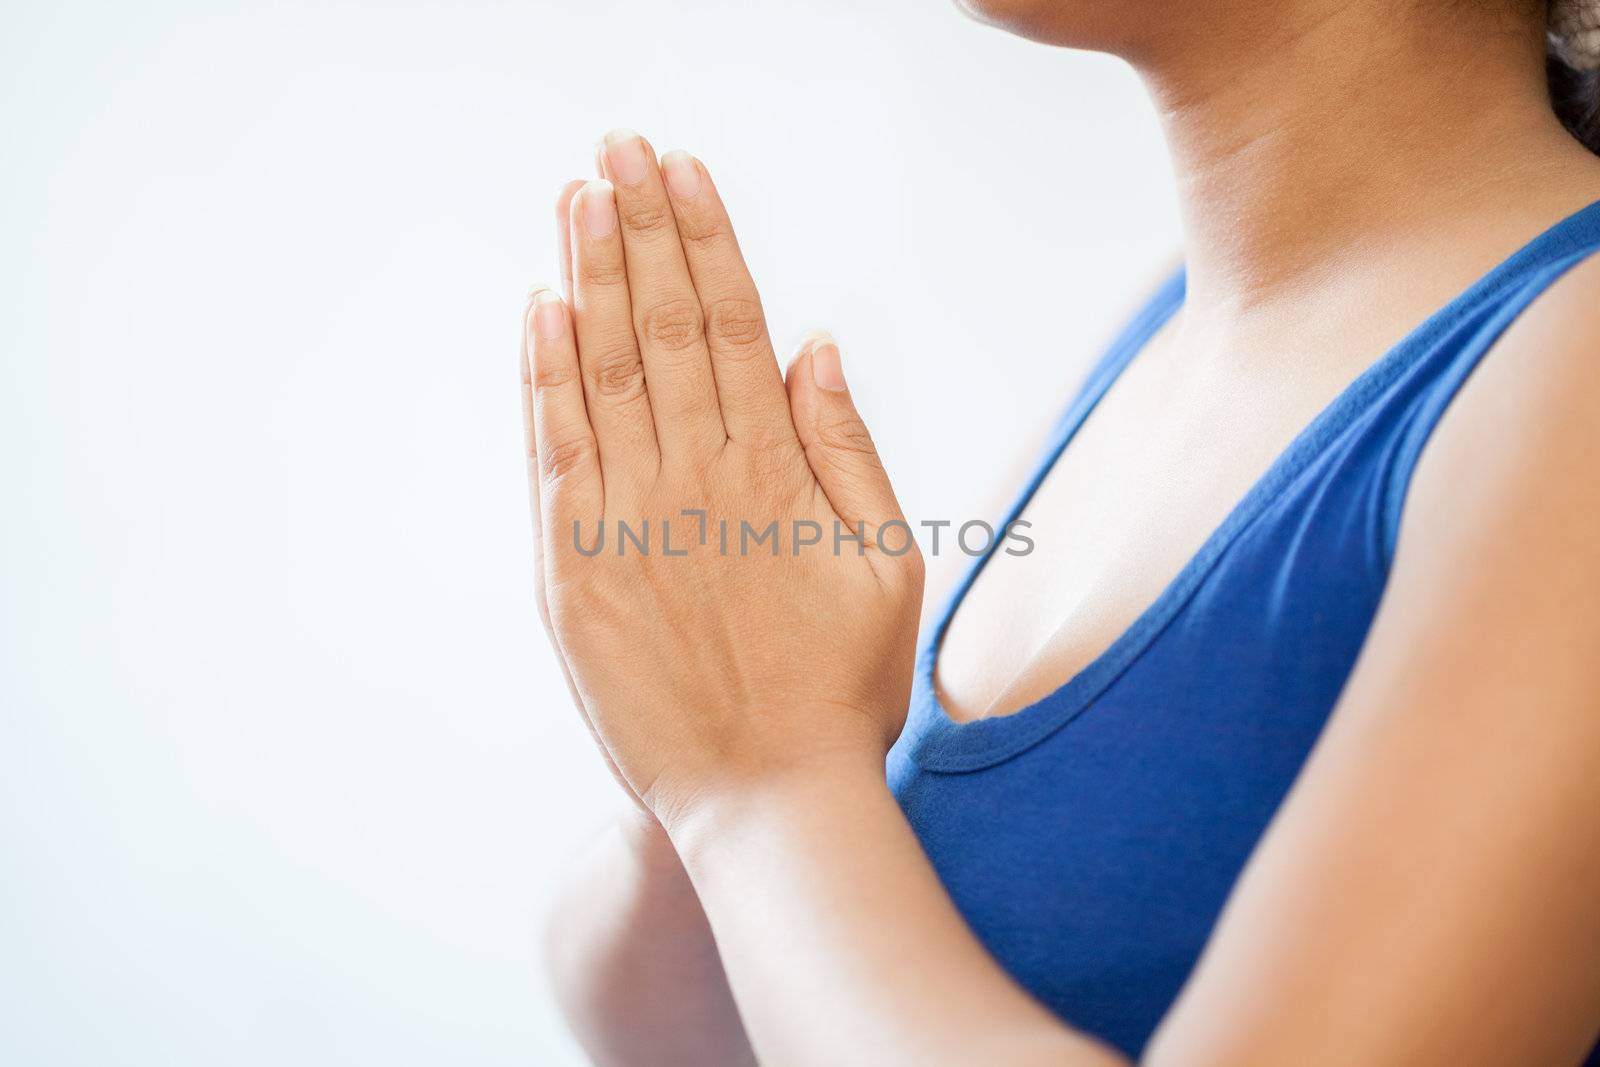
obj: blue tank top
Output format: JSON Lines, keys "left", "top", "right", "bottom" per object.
{"left": 888, "top": 200, "right": 1600, "bottom": 1061}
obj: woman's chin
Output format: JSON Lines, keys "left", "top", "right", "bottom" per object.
{"left": 951, "top": 0, "right": 1137, "bottom": 50}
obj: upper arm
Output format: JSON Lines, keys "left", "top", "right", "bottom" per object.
{"left": 1145, "top": 254, "right": 1600, "bottom": 1067}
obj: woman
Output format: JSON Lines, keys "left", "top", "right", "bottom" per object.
{"left": 521, "top": 0, "right": 1600, "bottom": 1063}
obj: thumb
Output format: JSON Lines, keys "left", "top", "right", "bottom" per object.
{"left": 785, "top": 331, "right": 906, "bottom": 535}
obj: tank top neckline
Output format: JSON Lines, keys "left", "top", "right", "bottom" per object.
{"left": 905, "top": 197, "right": 1600, "bottom": 774}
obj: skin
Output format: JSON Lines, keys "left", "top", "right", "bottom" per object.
{"left": 527, "top": 1, "right": 1600, "bottom": 1063}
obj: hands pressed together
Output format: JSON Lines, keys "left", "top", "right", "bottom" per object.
{"left": 519, "top": 130, "right": 924, "bottom": 828}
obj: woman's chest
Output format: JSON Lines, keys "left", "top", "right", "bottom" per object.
{"left": 935, "top": 334, "right": 1374, "bottom": 723}
{"left": 890, "top": 493, "right": 1390, "bottom": 1054}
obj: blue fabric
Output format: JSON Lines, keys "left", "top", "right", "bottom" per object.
{"left": 888, "top": 200, "right": 1600, "bottom": 1061}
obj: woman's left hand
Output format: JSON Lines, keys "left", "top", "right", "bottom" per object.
{"left": 520, "top": 130, "right": 924, "bottom": 826}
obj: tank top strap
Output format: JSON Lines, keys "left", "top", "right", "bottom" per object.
{"left": 1374, "top": 206, "right": 1600, "bottom": 560}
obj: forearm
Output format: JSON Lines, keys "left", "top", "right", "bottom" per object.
{"left": 667, "top": 757, "right": 1128, "bottom": 1067}
{"left": 545, "top": 809, "right": 755, "bottom": 1067}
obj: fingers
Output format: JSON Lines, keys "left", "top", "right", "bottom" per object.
{"left": 598, "top": 130, "right": 725, "bottom": 454}
{"left": 520, "top": 293, "right": 635, "bottom": 805}
{"left": 518, "top": 326, "right": 589, "bottom": 741}
{"left": 658, "top": 150, "right": 794, "bottom": 447}
{"left": 785, "top": 333, "right": 907, "bottom": 536}
{"left": 524, "top": 287, "right": 603, "bottom": 544}
{"left": 555, "top": 179, "right": 585, "bottom": 301}
{"left": 568, "top": 179, "right": 661, "bottom": 482}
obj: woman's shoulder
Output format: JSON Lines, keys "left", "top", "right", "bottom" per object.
{"left": 1501, "top": 241, "right": 1600, "bottom": 356}
{"left": 1446, "top": 243, "right": 1600, "bottom": 436}
{"left": 1395, "top": 244, "right": 1600, "bottom": 570}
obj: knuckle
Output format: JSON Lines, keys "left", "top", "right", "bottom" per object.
{"left": 705, "top": 297, "right": 767, "bottom": 352}
{"left": 739, "top": 419, "right": 806, "bottom": 463}
{"left": 744, "top": 425, "right": 801, "bottom": 460}
{"left": 639, "top": 299, "right": 705, "bottom": 352}
{"left": 532, "top": 355, "right": 580, "bottom": 391}
{"left": 539, "top": 434, "right": 595, "bottom": 482}
{"left": 618, "top": 197, "right": 673, "bottom": 234}
{"left": 677, "top": 214, "right": 728, "bottom": 248}
{"left": 576, "top": 257, "right": 628, "bottom": 288}
{"left": 588, "top": 343, "right": 648, "bottom": 399}
{"left": 736, "top": 428, "right": 798, "bottom": 468}
{"left": 816, "top": 416, "right": 879, "bottom": 457}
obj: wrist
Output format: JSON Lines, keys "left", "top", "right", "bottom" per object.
{"left": 612, "top": 803, "right": 688, "bottom": 877}
{"left": 660, "top": 750, "right": 893, "bottom": 871}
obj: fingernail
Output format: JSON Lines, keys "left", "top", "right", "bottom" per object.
{"left": 660, "top": 150, "right": 702, "bottom": 200}
{"left": 582, "top": 180, "right": 616, "bottom": 237}
{"left": 555, "top": 179, "right": 583, "bottom": 219}
{"left": 532, "top": 289, "right": 566, "bottom": 340}
{"left": 810, "top": 335, "right": 846, "bottom": 392}
{"left": 603, "top": 129, "right": 649, "bottom": 186}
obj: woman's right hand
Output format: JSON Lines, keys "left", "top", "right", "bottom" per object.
{"left": 519, "top": 132, "right": 924, "bottom": 827}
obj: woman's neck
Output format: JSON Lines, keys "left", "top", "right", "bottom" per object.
{"left": 1134, "top": 0, "right": 1600, "bottom": 319}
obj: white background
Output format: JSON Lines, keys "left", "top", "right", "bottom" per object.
{"left": 0, "top": 1, "right": 1179, "bottom": 1063}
